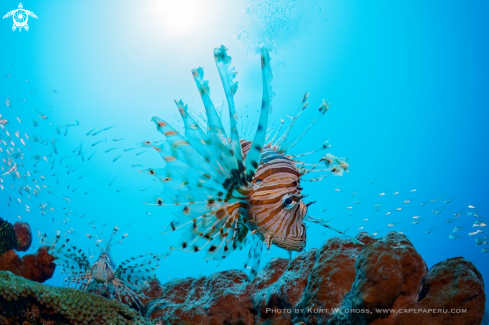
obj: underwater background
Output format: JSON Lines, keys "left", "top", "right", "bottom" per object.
{"left": 1, "top": 0, "right": 488, "bottom": 310}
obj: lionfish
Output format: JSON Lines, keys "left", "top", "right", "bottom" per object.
{"left": 39, "top": 225, "right": 161, "bottom": 307}
{"left": 141, "top": 46, "right": 362, "bottom": 278}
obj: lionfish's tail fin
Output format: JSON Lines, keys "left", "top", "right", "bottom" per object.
{"left": 244, "top": 48, "right": 273, "bottom": 182}
{"left": 305, "top": 216, "right": 364, "bottom": 245}
{"left": 243, "top": 235, "right": 264, "bottom": 281}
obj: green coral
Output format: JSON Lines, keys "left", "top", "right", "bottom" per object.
{"left": 0, "top": 217, "right": 17, "bottom": 256}
{"left": 0, "top": 271, "right": 155, "bottom": 325}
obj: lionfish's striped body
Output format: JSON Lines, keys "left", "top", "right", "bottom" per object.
{"left": 242, "top": 140, "right": 307, "bottom": 252}
{"left": 40, "top": 226, "right": 161, "bottom": 307}
{"left": 142, "top": 46, "right": 360, "bottom": 278}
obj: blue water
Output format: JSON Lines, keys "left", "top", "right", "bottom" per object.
{"left": 1, "top": 0, "right": 488, "bottom": 307}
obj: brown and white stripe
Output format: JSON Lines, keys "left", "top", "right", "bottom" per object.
{"left": 241, "top": 140, "right": 307, "bottom": 251}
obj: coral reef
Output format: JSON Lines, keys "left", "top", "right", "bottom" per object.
{"left": 0, "top": 271, "right": 154, "bottom": 325}
{"left": 0, "top": 219, "right": 53, "bottom": 283}
{"left": 12, "top": 221, "right": 32, "bottom": 252}
{"left": 0, "top": 219, "right": 32, "bottom": 255}
{"left": 145, "top": 232, "right": 485, "bottom": 325}
{"left": 0, "top": 246, "right": 56, "bottom": 283}
{"left": 0, "top": 232, "right": 484, "bottom": 325}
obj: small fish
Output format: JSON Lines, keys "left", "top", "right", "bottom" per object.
{"left": 115, "top": 187, "right": 127, "bottom": 192}
{"left": 131, "top": 164, "right": 142, "bottom": 167}
{"left": 123, "top": 148, "right": 136, "bottom": 152}
{"left": 452, "top": 226, "right": 465, "bottom": 233}
{"left": 105, "top": 148, "right": 116, "bottom": 153}
{"left": 91, "top": 139, "right": 105, "bottom": 147}
{"left": 444, "top": 197, "right": 455, "bottom": 205}
{"left": 482, "top": 248, "right": 489, "bottom": 253}
{"left": 113, "top": 138, "right": 125, "bottom": 141}
{"left": 87, "top": 151, "right": 97, "bottom": 161}
{"left": 475, "top": 237, "right": 487, "bottom": 245}
{"left": 379, "top": 192, "right": 385, "bottom": 197}
{"left": 92, "top": 125, "right": 115, "bottom": 136}
{"left": 52, "top": 89, "right": 59, "bottom": 93}
{"left": 86, "top": 128, "right": 96, "bottom": 136}
{"left": 449, "top": 235, "right": 461, "bottom": 240}
{"left": 109, "top": 177, "right": 117, "bottom": 186}
{"left": 112, "top": 155, "right": 122, "bottom": 163}
{"left": 468, "top": 230, "right": 483, "bottom": 236}
{"left": 136, "top": 150, "right": 148, "bottom": 156}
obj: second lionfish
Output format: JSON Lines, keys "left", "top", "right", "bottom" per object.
{"left": 39, "top": 225, "right": 161, "bottom": 307}
{"left": 141, "top": 46, "right": 362, "bottom": 278}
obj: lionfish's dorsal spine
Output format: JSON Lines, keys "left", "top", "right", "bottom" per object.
{"left": 243, "top": 48, "right": 273, "bottom": 182}
{"left": 191, "top": 67, "right": 237, "bottom": 176}
{"left": 214, "top": 45, "right": 246, "bottom": 185}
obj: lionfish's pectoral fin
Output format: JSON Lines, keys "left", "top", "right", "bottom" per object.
{"left": 243, "top": 235, "right": 263, "bottom": 281}
{"left": 263, "top": 231, "right": 274, "bottom": 249}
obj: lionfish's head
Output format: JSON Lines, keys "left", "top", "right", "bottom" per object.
{"left": 248, "top": 148, "right": 307, "bottom": 252}
{"left": 91, "top": 250, "right": 116, "bottom": 283}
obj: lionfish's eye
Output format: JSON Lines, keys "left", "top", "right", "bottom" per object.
{"left": 282, "top": 194, "right": 297, "bottom": 210}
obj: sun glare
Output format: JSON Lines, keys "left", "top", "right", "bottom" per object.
{"left": 155, "top": 0, "right": 201, "bottom": 34}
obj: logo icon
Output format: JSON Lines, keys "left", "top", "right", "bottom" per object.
{"left": 3, "top": 3, "right": 37, "bottom": 32}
